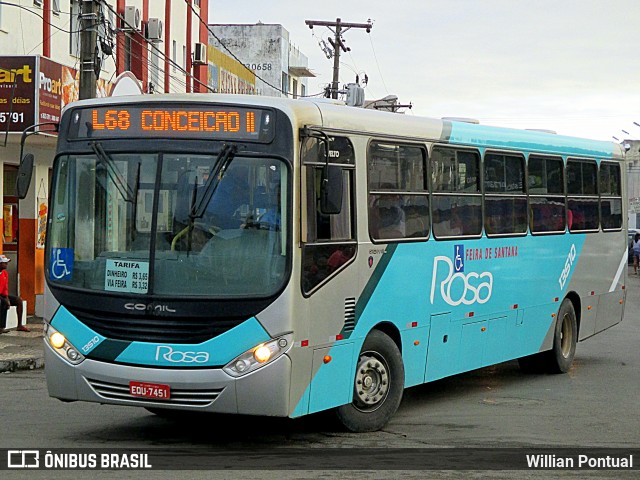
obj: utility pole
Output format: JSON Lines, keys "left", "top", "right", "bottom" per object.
{"left": 305, "top": 18, "right": 372, "bottom": 99}
{"left": 79, "top": 0, "right": 99, "bottom": 100}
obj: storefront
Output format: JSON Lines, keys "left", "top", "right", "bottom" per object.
{"left": 0, "top": 55, "right": 77, "bottom": 316}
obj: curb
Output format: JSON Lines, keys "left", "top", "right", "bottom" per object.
{"left": 0, "top": 356, "right": 44, "bottom": 373}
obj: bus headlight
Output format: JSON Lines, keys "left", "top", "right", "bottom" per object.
{"left": 45, "top": 324, "right": 85, "bottom": 365}
{"left": 223, "top": 334, "right": 292, "bottom": 378}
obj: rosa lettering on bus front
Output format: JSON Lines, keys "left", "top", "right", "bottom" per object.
{"left": 129, "top": 381, "right": 171, "bottom": 400}
{"left": 430, "top": 244, "right": 493, "bottom": 306}
{"left": 50, "top": 248, "right": 74, "bottom": 281}
{"left": 104, "top": 259, "right": 149, "bottom": 294}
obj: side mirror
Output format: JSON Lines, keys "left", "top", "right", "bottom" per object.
{"left": 320, "top": 165, "right": 343, "bottom": 215}
{"left": 16, "top": 153, "right": 34, "bottom": 199}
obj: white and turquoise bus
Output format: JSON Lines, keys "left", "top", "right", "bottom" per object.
{"left": 25, "top": 94, "right": 627, "bottom": 432}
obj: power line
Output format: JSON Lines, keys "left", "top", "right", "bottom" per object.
{"left": 100, "top": 1, "right": 215, "bottom": 94}
{"left": 0, "top": 1, "right": 85, "bottom": 34}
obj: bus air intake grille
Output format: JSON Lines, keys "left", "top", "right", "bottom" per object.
{"left": 67, "top": 307, "right": 246, "bottom": 344}
{"left": 343, "top": 297, "right": 356, "bottom": 334}
{"left": 86, "top": 378, "right": 224, "bottom": 407}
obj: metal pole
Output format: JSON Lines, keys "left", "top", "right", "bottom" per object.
{"left": 331, "top": 19, "right": 342, "bottom": 99}
{"left": 79, "top": 0, "right": 99, "bottom": 100}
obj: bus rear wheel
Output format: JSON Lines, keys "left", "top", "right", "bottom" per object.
{"left": 544, "top": 299, "right": 577, "bottom": 373}
{"left": 336, "top": 330, "right": 404, "bottom": 432}
{"left": 517, "top": 299, "right": 577, "bottom": 374}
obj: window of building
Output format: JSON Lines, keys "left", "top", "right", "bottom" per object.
{"left": 431, "top": 146, "right": 481, "bottom": 238}
{"left": 182, "top": 45, "right": 187, "bottom": 71}
{"left": 281, "top": 72, "right": 289, "bottom": 96}
{"left": 600, "top": 162, "right": 622, "bottom": 231}
{"left": 53, "top": 0, "right": 61, "bottom": 15}
{"left": 368, "top": 142, "right": 429, "bottom": 241}
{"left": 301, "top": 135, "right": 356, "bottom": 294}
{"left": 33, "top": 0, "right": 43, "bottom": 7}
{"left": 567, "top": 159, "right": 599, "bottom": 232}
{"left": 292, "top": 78, "right": 298, "bottom": 99}
{"left": 172, "top": 40, "right": 177, "bottom": 72}
{"left": 149, "top": 50, "right": 160, "bottom": 93}
{"left": 528, "top": 155, "right": 565, "bottom": 234}
{"left": 484, "top": 152, "right": 527, "bottom": 236}
{"left": 70, "top": 0, "right": 81, "bottom": 57}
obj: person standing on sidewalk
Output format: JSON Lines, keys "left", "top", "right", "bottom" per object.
{"left": 0, "top": 255, "right": 28, "bottom": 333}
{"left": 633, "top": 233, "right": 640, "bottom": 276}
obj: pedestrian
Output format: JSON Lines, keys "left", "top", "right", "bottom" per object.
{"left": 634, "top": 233, "right": 640, "bottom": 276}
{"left": 0, "top": 254, "right": 28, "bottom": 333}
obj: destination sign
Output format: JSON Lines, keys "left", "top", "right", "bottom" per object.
{"left": 68, "top": 104, "right": 273, "bottom": 141}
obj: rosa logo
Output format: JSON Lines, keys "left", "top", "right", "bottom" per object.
{"left": 430, "top": 255, "right": 493, "bottom": 306}
{"left": 155, "top": 346, "right": 209, "bottom": 364}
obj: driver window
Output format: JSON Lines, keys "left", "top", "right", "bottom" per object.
{"left": 301, "top": 135, "right": 356, "bottom": 295}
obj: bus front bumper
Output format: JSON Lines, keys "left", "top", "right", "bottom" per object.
{"left": 44, "top": 340, "right": 292, "bottom": 416}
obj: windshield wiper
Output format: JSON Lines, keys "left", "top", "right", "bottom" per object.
{"left": 189, "top": 144, "right": 238, "bottom": 220}
{"left": 90, "top": 141, "right": 135, "bottom": 203}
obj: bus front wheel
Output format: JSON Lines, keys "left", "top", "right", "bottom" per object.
{"left": 336, "top": 330, "right": 404, "bottom": 432}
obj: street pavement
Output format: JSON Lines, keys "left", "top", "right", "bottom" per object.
{"left": 0, "top": 316, "right": 44, "bottom": 372}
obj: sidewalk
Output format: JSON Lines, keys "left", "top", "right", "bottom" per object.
{"left": 0, "top": 316, "right": 45, "bottom": 373}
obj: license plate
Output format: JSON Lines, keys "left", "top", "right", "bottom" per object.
{"left": 129, "top": 381, "right": 171, "bottom": 400}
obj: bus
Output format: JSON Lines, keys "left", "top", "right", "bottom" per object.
{"left": 21, "top": 94, "right": 627, "bottom": 432}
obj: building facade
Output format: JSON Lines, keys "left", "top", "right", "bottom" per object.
{"left": 0, "top": 0, "right": 209, "bottom": 315}
{"left": 208, "top": 24, "right": 314, "bottom": 98}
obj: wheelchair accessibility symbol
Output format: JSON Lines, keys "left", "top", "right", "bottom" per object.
{"left": 50, "top": 248, "right": 73, "bottom": 280}
{"left": 454, "top": 244, "right": 464, "bottom": 273}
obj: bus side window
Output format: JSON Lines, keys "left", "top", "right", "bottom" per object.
{"left": 567, "top": 159, "right": 599, "bottom": 232}
{"left": 529, "top": 155, "right": 565, "bottom": 235}
{"left": 431, "top": 147, "right": 482, "bottom": 238}
{"left": 368, "top": 142, "right": 429, "bottom": 242}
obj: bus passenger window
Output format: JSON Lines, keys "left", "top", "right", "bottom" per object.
{"left": 600, "top": 162, "right": 622, "bottom": 231}
{"left": 484, "top": 152, "right": 527, "bottom": 236}
{"left": 368, "top": 142, "right": 429, "bottom": 241}
{"left": 431, "top": 147, "right": 482, "bottom": 238}
{"left": 528, "top": 155, "right": 565, "bottom": 234}
{"left": 567, "top": 159, "right": 599, "bottom": 232}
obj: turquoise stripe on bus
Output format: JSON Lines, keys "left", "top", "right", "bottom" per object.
{"left": 294, "top": 232, "right": 587, "bottom": 417}
{"left": 51, "top": 306, "right": 107, "bottom": 355}
{"left": 447, "top": 122, "right": 615, "bottom": 158}
{"left": 114, "top": 317, "right": 270, "bottom": 367}
{"left": 50, "top": 306, "right": 271, "bottom": 367}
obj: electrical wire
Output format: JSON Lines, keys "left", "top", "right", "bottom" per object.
{"left": 0, "top": 1, "right": 86, "bottom": 34}
{"left": 100, "top": 1, "right": 216, "bottom": 94}
{"left": 368, "top": 30, "right": 389, "bottom": 95}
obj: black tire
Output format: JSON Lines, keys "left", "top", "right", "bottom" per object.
{"left": 543, "top": 299, "right": 577, "bottom": 373}
{"left": 518, "top": 299, "right": 577, "bottom": 374}
{"left": 336, "top": 330, "right": 404, "bottom": 432}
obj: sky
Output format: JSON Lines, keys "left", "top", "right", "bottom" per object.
{"left": 209, "top": 0, "right": 640, "bottom": 142}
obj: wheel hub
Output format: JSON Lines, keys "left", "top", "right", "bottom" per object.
{"left": 354, "top": 354, "right": 389, "bottom": 410}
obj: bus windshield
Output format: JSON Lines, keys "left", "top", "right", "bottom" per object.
{"left": 48, "top": 149, "right": 289, "bottom": 298}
